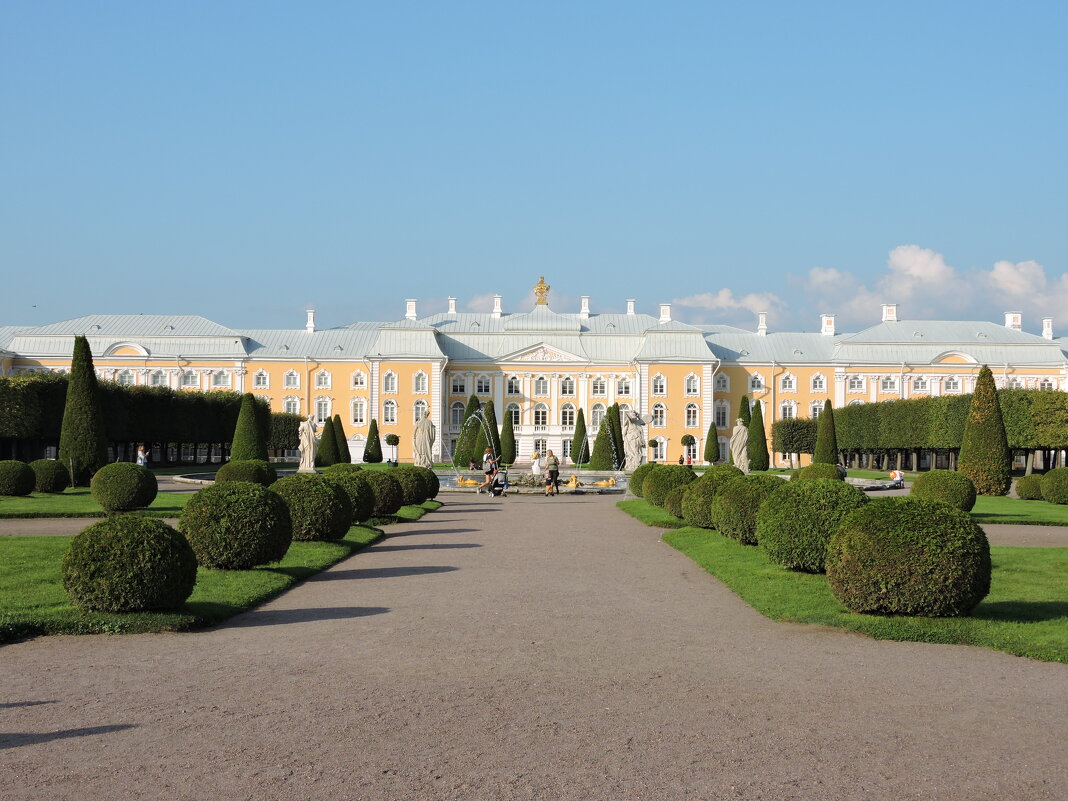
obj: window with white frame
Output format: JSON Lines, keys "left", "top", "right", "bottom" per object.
{"left": 780, "top": 374, "right": 796, "bottom": 392}
{"left": 534, "top": 376, "right": 548, "bottom": 396}
{"left": 847, "top": 375, "right": 865, "bottom": 392}
{"left": 213, "top": 371, "right": 231, "bottom": 388}
{"left": 117, "top": 370, "right": 135, "bottom": 386}
{"left": 685, "top": 375, "right": 699, "bottom": 395}
{"left": 718, "top": 436, "right": 729, "bottom": 462}
{"left": 811, "top": 374, "right": 826, "bottom": 392}
{"left": 315, "top": 398, "right": 331, "bottom": 422}
{"left": 651, "top": 374, "right": 666, "bottom": 395}
{"left": 1007, "top": 377, "right": 1023, "bottom": 389}
{"left": 913, "top": 376, "right": 928, "bottom": 392}
{"left": 943, "top": 376, "right": 960, "bottom": 393}
{"left": 351, "top": 370, "right": 366, "bottom": 389}
{"left": 413, "top": 400, "right": 428, "bottom": 423}
{"left": 315, "top": 370, "right": 331, "bottom": 389}
{"left": 451, "top": 374, "right": 466, "bottom": 394}
{"left": 1039, "top": 378, "right": 1055, "bottom": 391}
{"left": 780, "top": 401, "right": 796, "bottom": 419}
{"left": 284, "top": 370, "right": 299, "bottom": 389}
{"left": 811, "top": 401, "right": 824, "bottom": 418}
{"left": 149, "top": 370, "right": 166, "bottom": 387}
{"left": 749, "top": 374, "right": 763, "bottom": 392}
{"left": 652, "top": 437, "right": 667, "bottom": 461}
{"left": 413, "top": 371, "right": 428, "bottom": 393}
{"left": 561, "top": 403, "right": 575, "bottom": 427}
{"left": 714, "top": 400, "right": 729, "bottom": 429}
{"left": 181, "top": 371, "right": 199, "bottom": 388}
{"left": 562, "top": 439, "right": 572, "bottom": 458}
{"left": 714, "top": 373, "right": 730, "bottom": 392}
{"left": 506, "top": 376, "right": 521, "bottom": 395}
{"left": 685, "top": 403, "right": 699, "bottom": 427}
{"left": 383, "top": 399, "right": 397, "bottom": 424}
{"left": 382, "top": 371, "right": 397, "bottom": 393}
{"left": 506, "top": 403, "right": 520, "bottom": 427}
{"left": 253, "top": 370, "right": 269, "bottom": 389}
{"left": 533, "top": 403, "right": 548, "bottom": 427}
{"left": 476, "top": 375, "right": 492, "bottom": 394}
{"left": 283, "top": 397, "right": 299, "bottom": 414}
{"left": 450, "top": 402, "right": 464, "bottom": 426}
{"left": 652, "top": 402, "right": 666, "bottom": 427}
{"left": 351, "top": 398, "right": 366, "bottom": 425}
{"left": 616, "top": 376, "right": 631, "bottom": 396}
{"left": 561, "top": 376, "right": 576, "bottom": 396}
{"left": 880, "top": 376, "right": 898, "bottom": 393}
{"left": 591, "top": 403, "right": 606, "bottom": 428}
{"left": 591, "top": 377, "right": 607, "bottom": 396}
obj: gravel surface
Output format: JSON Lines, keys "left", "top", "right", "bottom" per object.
{"left": 2, "top": 494, "right": 1067, "bottom": 800}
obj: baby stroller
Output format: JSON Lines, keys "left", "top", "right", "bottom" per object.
{"left": 490, "top": 469, "right": 509, "bottom": 497}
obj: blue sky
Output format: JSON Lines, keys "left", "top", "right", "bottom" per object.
{"left": 3, "top": 1, "right": 1066, "bottom": 334}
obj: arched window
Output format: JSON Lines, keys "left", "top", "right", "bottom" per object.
{"left": 383, "top": 371, "right": 397, "bottom": 393}
{"left": 651, "top": 374, "right": 666, "bottom": 395}
{"left": 685, "top": 403, "right": 699, "bottom": 427}
{"left": 506, "top": 403, "right": 520, "bottom": 427}
{"left": 181, "top": 371, "right": 199, "bottom": 388}
{"left": 616, "top": 376, "right": 631, "bottom": 396}
{"left": 591, "top": 377, "right": 607, "bottom": 396}
{"left": 533, "top": 376, "right": 549, "bottom": 396}
{"left": 383, "top": 399, "right": 397, "bottom": 424}
{"left": 284, "top": 370, "right": 299, "bottom": 389}
{"left": 451, "top": 374, "right": 466, "bottom": 394}
{"left": 253, "top": 370, "right": 269, "bottom": 389}
{"left": 780, "top": 401, "right": 796, "bottom": 419}
{"left": 413, "top": 371, "right": 428, "bottom": 393}
{"left": 651, "top": 437, "right": 667, "bottom": 461}
{"left": 651, "top": 403, "right": 666, "bottom": 427}
{"left": 315, "top": 397, "right": 331, "bottom": 422}
{"left": 811, "top": 401, "right": 824, "bottom": 418}
{"left": 847, "top": 375, "right": 865, "bottom": 392}
{"left": 351, "top": 398, "right": 366, "bottom": 425}
{"left": 779, "top": 374, "right": 795, "bottom": 392}
{"left": 351, "top": 370, "right": 366, "bottom": 389}
{"left": 1039, "top": 378, "right": 1055, "bottom": 391}
{"left": 912, "top": 376, "right": 928, "bottom": 392}
{"left": 283, "top": 396, "right": 299, "bottom": 414}
{"left": 560, "top": 376, "right": 576, "bottom": 396}
{"left": 149, "top": 370, "right": 166, "bottom": 387}
{"left": 213, "top": 371, "right": 231, "bottom": 388}
{"left": 749, "top": 374, "right": 763, "bottom": 393}
{"left": 476, "top": 375, "right": 492, "bottom": 394}
{"left": 848, "top": 399, "right": 864, "bottom": 406}
{"left": 880, "top": 376, "right": 898, "bottom": 393}
{"left": 714, "top": 400, "right": 729, "bottom": 429}
{"left": 715, "top": 373, "right": 730, "bottom": 392}
{"left": 315, "top": 370, "right": 331, "bottom": 389}
{"left": 943, "top": 376, "right": 960, "bottom": 393}
{"left": 685, "top": 374, "right": 699, "bottom": 395}
{"left": 450, "top": 401, "right": 465, "bottom": 426}
{"left": 561, "top": 403, "right": 575, "bottom": 427}
{"left": 506, "top": 376, "right": 521, "bottom": 395}
{"left": 810, "top": 374, "right": 826, "bottom": 392}
{"left": 117, "top": 369, "right": 135, "bottom": 386}
{"left": 533, "top": 403, "right": 549, "bottom": 427}
{"left": 413, "top": 400, "right": 428, "bottom": 423}
{"left": 591, "top": 403, "right": 606, "bottom": 428}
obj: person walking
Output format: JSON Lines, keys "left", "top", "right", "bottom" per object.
{"left": 136, "top": 445, "right": 148, "bottom": 466}
{"left": 476, "top": 448, "right": 496, "bottom": 494}
{"left": 544, "top": 449, "right": 560, "bottom": 496}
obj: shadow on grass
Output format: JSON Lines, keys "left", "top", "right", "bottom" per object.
{"left": 974, "top": 601, "right": 1068, "bottom": 623}
{"left": 0, "top": 724, "right": 138, "bottom": 750}
{"left": 312, "top": 566, "right": 458, "bottom": 581}
{"left": 224, "top": 605, "right": 390, "bottom": 628}
{"left": 371, "top": 543, "right": 481, "bottom": 552}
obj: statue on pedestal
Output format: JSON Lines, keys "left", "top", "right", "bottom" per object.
{"left": 298, "top": 418, "right": 318, "bottom": 473}
{"left": 729, "top": 418, "right": 749, "bottom": 474}
{"left": 622, "top": 409, "right": 648, "bottom": 471}
{"left": 413, "top": 413, "right": 436, "bottom": 469}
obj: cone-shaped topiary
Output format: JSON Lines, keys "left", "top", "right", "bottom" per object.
{"left": 63, "top": 516, "right": 197, "bottom": 612}
{"left": 1015, "top": 474, "right": 1043, "bottom": 500}
{"left": 180, "top": 482, "right": 292, "bottom": 568}
{"left": 958, "top": 366, "right": 1011, "bottom": 496}
{"left": 316, "top": 415, "right": 341, "bottom": 467}
{"left": 911, "top": 469, "right": 976, "bottom": 512}
{"left": 629, "top": 462, "right": 658, "bottom": 498}
{"left": 30, "top": 459, "right": 70, "bottom": 493}
{"left": 90, "top": 463, "right": 158, "bottom": 511}
{"left": 826, "top": 497, "right": 991, "bottom": 616}
{"left": 321, "top": 468, "right": 374, "bottom": 523}
{"left": 738, "top": 395, "right": 752, "bottom": 427}
{"left": 797, "top": 462, "right": 843, "bottom": 481}
{"left": 270, "top": 474, "right": 352, "bottom": 541}
{"left": 500, "top": 407, "right": 517, "bottom": 466}
{"left": 747, "top": 400, "right": 770, "bottom": 472}
{"left": 360, "top": 469, "right": 404, "bottom": 517}
{"left": 58, "top": 336, "right": 108, "bottom": 485}
{"left": 332, "top": 414, "right": 351, "bottom": 463}
{"left": 481, "top": 400, "right": 502, "bottom": 462}
{"left": 757, "top": 479, "right": 868, "bottom": 573}
{"left": 0, "top": 460, "right": 35, "bottom": 496}
{"left": 587, "top": 416, "right": 616, "bottom": 470}
{"left": 703, "top": 421, "right": 717, "bottom": 463}
{"left": 571, "top": 408, "right": 589, "bottom": 466}
{"left": 642, "top": 464, "right": 696, "bottom": 507}
{"left": 215, "top": 459, "right": 277, "bottom": 487}
{"left": 813, "top": 400, "right": 838, "bottom": 464}
{"left": 711, "top": 474, "right": 784, "bottom": 544}
{"left": 607, "top": 404, "right": 625, "bottom": 469}
{"left": 363, "top": 418, "right": 383, "bottom": 463}
{"left": 230, "top": 393, "right": 268, "bottom": 461}
{"left": 1041, "top": 467, "right": 1068, "bottom": 504}
{"left": 453, "top": 394, "right": 481, "bottom": 467}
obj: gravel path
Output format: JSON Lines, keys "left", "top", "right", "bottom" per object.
{"left": 2, "top": 494, "right": 1067, "bottom": 800}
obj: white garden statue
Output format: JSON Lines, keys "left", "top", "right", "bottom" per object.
{"left": 413, "top": 413, "right": 436, "bottom": 468}
{"left": 622, "top": 409, "right": 649, "bottom": 471}
{"left": 298, "top": 417, "right": 318, "bottom": 473}
{"left": 729, "top": 418, "right": 749, "bottom": 474}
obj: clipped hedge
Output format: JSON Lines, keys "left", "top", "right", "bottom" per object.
{"left": 215, "top": 459, "right": 278, "bottom": 487}
{"left": 359, "top": 469, "right": 404, "bottom": 517}
{"left": 664, "top": 485, "right": 688, "bottom": 519}
{"left": 90, "top": 462, "right": 158, "bottom": 511}
{"left": 322, "top": 463, "right": 363, "bottom": 475}
{"left": 826, "top": 497, "right": 991, "bottom": 616}
{"left": 392, "top": 465, "right": 430, "bottom": 506}
{"left": 681, "top": 466, "right": 743, "bottom": 529}
{"left": 322, "top": 470, "right": 375, "bottom": 524}
{"left": 1015, "top": 474, "right": 1044, "bottom": 501}
{"left": 62, "top": 515, "right": 197, "bottom": 612}
{"left": 695, "top": 463, "right": 744, "bottom": 491}
{"left": 1041, "top": 467, "right": 1068, "bottom": 505}
{"left": 710, "top": 474, "right": 785, "bottom": 545}
{"left": 180, "top": 482, "right": 292, "bottom": 569}
{"left": 628, "top": 462, "right": 658, "bottom": 498}
{"left": 797, "top": 463, "right": 843, "bottom": 481}
{"left": 910, "top": 469, "right": 976, "bottom": 512}
{"left": 270, "top": 474, "right": 352, "bottom": 541}
{"left": 756, "top": 478, "right": 868, "bottom": 573}
{"left": 416, "top": 466, "right": 440, "bottom": 499}
{"left": 0, "top": 460, "right": 35, "bottom": 496}
{"left": 30, "top": 459, "right": 70, "bottom": 493}
{"left": 642, "top": 465, "right": 696, "bottom": 507}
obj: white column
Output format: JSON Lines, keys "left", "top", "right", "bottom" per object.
{"left": 370, "top": 362, "right": 380, "bottom": 420}
{"left": 834, "top": 371, "right": 846, "bottom": 407}
{"left": 431, "top": 361, "right": 444, "bottom": 461}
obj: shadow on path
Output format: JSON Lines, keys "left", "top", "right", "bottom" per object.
{"left": 313, "top": 566, "right": 458, "bottom": 581}
{"left": 380, "top": 528, "right": 478, "bottom": 538}
{"left": 0, "top": 700, "right": 58, "bottom": 709}
{"left": 0, "top": 724, "right": 137, "bottom": 750}
{"left": 227, "top": 606, "right": 390, "bottom": 628}
{"left": 371, "top": 543, "right": 482, "bottom": 552}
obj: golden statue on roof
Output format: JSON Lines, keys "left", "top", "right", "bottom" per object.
{"left": 534, "top": 276, "right": 550, "bottom": 306}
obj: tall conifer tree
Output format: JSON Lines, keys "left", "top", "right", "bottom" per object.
{"left": 316, "top": 415, "right": 340, "bottom": 466}
{"left": 230, "top": 393, "right": 268, "bottom": 461}
{"left": 453, "top": 394, "right": 481, "bottom": 467}
{"left": 813, "top": 400, "right": 838, "bottom": 464}
{"left": 703, "top": 421, "right": 717, "bottom": 463}
{"left": 499, "top": 408, "right": 516, "bottom": 465}
{"left": 747, "top": 400, "right": 770, "bottom": 472}
{"left": 738, "top": 394, "right": 752, "bottom": 426}
{"left": 607, "top": 403, "right": 625, "bottom": 469}
{"left": 959, "top": 365, "right": 1011, "bottom": 495}
{"left": 332, "top": 414, "right": 351, "bottom": 463}
{"left": 570, "top": 408, "right": 589, "bottom": 466}
{"left": 58, "top": 336, "right": 107, "bottom": 485}
{"left": 481, "top": 400, "right": 502, "bottom": 460}
{"left": 363, "top": 419, "right": 383, "bottom": 463}
{"left": 587, "top": 416, "right": 615, "bottom": 469}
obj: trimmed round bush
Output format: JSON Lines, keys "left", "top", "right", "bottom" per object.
{"left": 826, "top": 497, "right": 991, "bottom": 616}
{"left": 629, "top": 462, "right": 659, "bottom": 498}
{"left": 322, "top": 470, "right": 375, "bottom": 524}
{"left": 756, "top": 478, "right": 868, "bottom": 572}
{"left": 359, "top": 470, "right": 404, "bottom": 517}
{"left": 910, "top": 469, "right": 976, "bottom": 512}
{"left": 1041, "top": 467, "right": 1068, "bottom": 505}
{"left": 270, "top": 474, "right": 352, "bottom": 541}
{"left": 694, "top": 463, "right": 744, "bottom": 490}
{"left": 797, "top": 463, "right": 844, "bottom": 481}
{"left": 681, "top": 467, "right": 744, "bottom": 528}
{"left": 90, "top": 463, "right": 158, "bottom": 511}
{"left": 1015, "top": 474, "right": 1044, "bottom": 501}
{"left": 180, "top": 482, "right": 292, "bottom": 568}
{"left": 62, "top": 515, "right": 197, "bottom": 611}
{"left": 416, "top": 466, "right": 440, "bottom": 499}
{"left": 711, "top": 474, "right": 786, "bottom": 545}
{"left": 392, "top": 465, "right": 429, "bottom": 506}
{"left": 642, "top": 465, "right": 697, "bottom": 507}
{"left": 215, "top": 459, "right": 277, "bottom": 486}
{"left": 30, "top": 459, "right": 70, "bottom": 493}
{"left": 0, "top": 460, "right": 35, "bottom": 496}
{"left": 323, "top": 463, "right": 363, "bottom": 475}
{"left": 664, "top": 485, "right": 688, "bottom": 518}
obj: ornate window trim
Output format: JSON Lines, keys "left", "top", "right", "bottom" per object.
{"left": 314, "top": 396, "right": 331, "bottom": 422}
{"left": 283, "top": 370, "right": 300, "bottom": 389}
{"left": 749, "top": 373, "right": 764, "bottom": 393}
{"left": 591, "top": 376, "right": 607, "bottom": 396}
{"left": 560, "top": 403, "right": 576, "bottom": 427}
{"left": 685, "top": 402, "right": 699, "bottom": 427}
{"left": 651, "top": 374, "right": 667, "bottom": 396}
{"left": 560, "top": 376, "right": 576, "bottom": 396}
{"left": 351, "top": 370, "right": 367, "bottom": 389}
{"left": 651, "top": 402, "right": 666, "bottom": 428}
{"left": 413, "top": 399, "right": 428, "bottom": 423}
{"left": 810, "top": 373, "right": 826, "bottom": 393}
{"left": 315, "top": 369, "right": 331, "bottom": 390}
{"left": 715, "top": 373, "right": 730, "bottom": 392}
{"left": 383, "top": 399, "right": 398, "bottom": 424}
{"left": 351, "top": 398, "right": 366, "bottom": 425}
{"left": 476, "top": 375, "right": 492, "bottom": 395}
{"left": 283, "top": 396, "right": 300, "bottom": 415}
{"left": 779, "top": 373, "right": 796, "bottom": 393}
{"left": 252, "top": 370, "right": 269, "bottom": 389}
{"left": 684, "top": 373, "right": 699, "bottom": 396}
{"left": 382, "top": 371, "right": 398, "bottom": 394}
{"left": 847, "top": 375, "right": 865, "bottom": 392}
{"left": 533, "top": 375, "right": 549, "bottom": 396}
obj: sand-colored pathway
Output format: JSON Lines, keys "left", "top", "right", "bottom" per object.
{"left": 2, "top": 495, "right": 1067, "bottom": 800}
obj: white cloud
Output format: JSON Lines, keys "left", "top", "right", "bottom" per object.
{"left": 674, "top": 289, "right": 786, "bottom": 319}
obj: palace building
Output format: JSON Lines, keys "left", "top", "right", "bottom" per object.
{"left": 2, "top": 278, "right": 1066, "bottom": 466}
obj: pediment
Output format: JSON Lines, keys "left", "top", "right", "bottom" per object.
{"left": 501, "top": 343, "right": 583, "bottom": 363}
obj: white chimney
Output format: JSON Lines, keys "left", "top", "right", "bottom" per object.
{"left": 882, "top": 303, "right": 898, "bottom": 322}
{"left": 305, "top": 309, "right": 316, "bottom": 333}
{"left": 580, "top": 296, "right": 590, "bottom": 319}
{"left": 1004, "top": 311, "right": 1022, "bottom": 331}
{"left": 626, "top": 299, "right": 636, "bottom": 315}
{"left": 405, "top": 299, "right": 417, "bottom": 320}
{"left": 659, "top": 303, "right": 671, "bottom": 323}
{"left": 447, "top": 297, "right": 457, "bottom": 315}
{"left": 820, "top": 313, "right": 836, "bottom": 336}
{"left": 1042, "top": 317, "right": 1053, "bottom": 340}
{"left": 492, "top": 294, "right": 502, "bottom": 319}
{"left": 757, "top": 311, "right": 768, "bottom": 336}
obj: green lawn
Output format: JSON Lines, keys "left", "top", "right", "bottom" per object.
{"left": 971, "top": 495, "right": 1068, "bottom": 526}
{"left": 0, "top": 500, "right": 441, "bottom": 642}
{"left": 618, "top": 499, "right": 1068, "bottom": 663}
{"left": 0, "top": 489, "right": 192, "bottom": 519}
{"left": 616, "top": 499, "right": 688, "bottom": 529}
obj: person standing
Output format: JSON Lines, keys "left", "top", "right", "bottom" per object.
{"left": 135, "top": 445, "right": 148, "bottom": 466}
{"left": 544, "top": 449, "right": 560, "bottom": 496}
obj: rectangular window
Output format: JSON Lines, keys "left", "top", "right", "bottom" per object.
{"left": 451, "top": 376, "right": 466, "bottom": 394}
{"left": 714, "top": 404, "right": 728, "bottom": 428}
{"left": 506, "top": 377, "right": 521, "bottom": 395}
{"left": 253, "top": 372, "right": 268, "bottom": 388}
{"left": 284, "top": 398, "right": 299, "bottom": 414}
{"left": 352, "top": 372, "right": 366, "bottom": 388}
{"left": 616, "top": 378, "right": 631, "bottom": 396}
{"left": 182, "top": 371, "right": 199, "bottom": 388}
{"left": 477, "top": 376, "right": 492, "bottom": 394}
{"left": 150, "top": 371, "right": 166, "bottom": 387}
{"left": 284, "top": 373, "right": 299, "bottom": 389}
